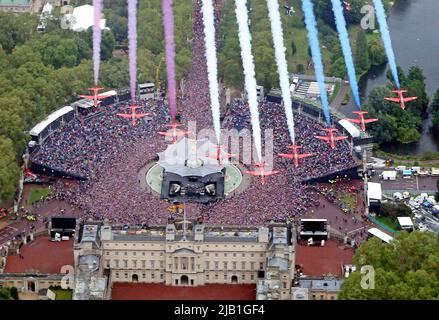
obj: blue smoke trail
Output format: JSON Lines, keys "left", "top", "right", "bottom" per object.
{"left": 372, "top": 0, "right": 400, "bottom": 89}
{"left": 331, "top": 0, "right": 361, "bottom": 109}
{"left": 302, "top": 0, "right": 331, "bottom": 127}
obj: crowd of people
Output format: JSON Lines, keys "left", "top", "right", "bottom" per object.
{"left": 33, "top": 98, "right": 170, "bottom": 179}
{"left": 31, "top": 0, "right": 363, "bottom": 228}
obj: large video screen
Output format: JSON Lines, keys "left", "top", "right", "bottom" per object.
{"left": 51, "top": 217, "right": 76, "bottom": 230}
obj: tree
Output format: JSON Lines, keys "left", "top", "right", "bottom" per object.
{"left": 355, "top": 31, "right": 369, "bottom": 74}
{"left": 106, "top": 12, "right": 128, "bottom": 44}
{"left": 346, "top": 0, "right": 369, "bottom": 24}
{"left": 0, "top": 288, "right": 13, "bottom": 300}
{"left": 430, "top": 88, "right": 439, "bottom": 132}
{"left": 9, "top": 287, "right": 18, "bottom": 300}
{"left": 340, "top": 232, "right": 439, "bottom": 299}
{"left": 329, "top": 57, "right": 347, "bottom": 78}
{"left": 101, "top": 31, "right": 116, "bottom": 61}
{"left": 365, "top": 66, "right": 428, "bottom": 145}
{"left": 291, "top": 40, "right": 297, "bottom": 56}
{"left": 367, "top": 37, "right": 387, "bottom": 67}
{"left": 0, "top": 136, "right": 20, "bottom": 203}
{"left": 380, "top": 202, "right": 412, "bottom": 220}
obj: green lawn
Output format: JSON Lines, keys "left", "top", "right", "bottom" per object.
{"left": 338, "top": 192, "right": 357, "bottom": 211}
{"left": 376, "top": 216, "right": 399, "bottom": 231}
{"left": 28, "top": 187, "right": 52, "bottom": 206}
{"left": 286, "top": 0, "right": 332, "bottom": 74}
{"left": 53, "top": 290, "right": 72, "bottom": 300}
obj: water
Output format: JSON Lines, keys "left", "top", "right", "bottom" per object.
{"left": 340, "top": 0, "right": 439, "bottom": 155}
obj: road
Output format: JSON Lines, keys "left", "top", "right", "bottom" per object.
{"left": 413, "top": 206, "right": 439, "bottom": 234}
{"left": 331, "top": 81, "right": 349, "bottom": 111}
{"left": 369, "top": 169, "right": 438, "bottom": 194}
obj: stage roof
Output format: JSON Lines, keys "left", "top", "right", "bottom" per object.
{"left": 29, "top": 106, "right": 74, "bottom": 137}
{"left": 338, "top": 119, "right": 361, "bottom": 138}
{"left": 157, "top": 138, "right": 226, "bottom": 177}
{"left": 368, "top": 228, "right": 393, "bottom": 243}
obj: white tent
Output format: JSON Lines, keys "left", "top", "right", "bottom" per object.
{"left": 382, "top": 170, "right": 397, "bottom": 181}
{"left": 368, "top": 228, "right": 393, "bottom": 243}
{"left": 397, "top": 217, "right": 414, "bottom": 231}
{"left": 65, "top": 5, "right": 107, "bottom": 32}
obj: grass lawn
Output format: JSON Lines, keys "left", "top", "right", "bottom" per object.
{"left": 28, "top": 187, "right": 52, "bottom": 207}
{"left": 338, "top": 192, "right": 357, "bottom": 210}
{"left": 53, "top": 290, "right": 72, "bottom": 300}
{"left": 376, "top": 216, "right": 399, "bottom": 231}
{"left": 286, "top": 0, "right": 332, "bottom": 74}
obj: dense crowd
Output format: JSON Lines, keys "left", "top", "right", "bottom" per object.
{"left": 32, "top": 0, "right": 361, "bottom": 227}
{"left": 33, "top": 98, "right": 170, "bottom": 178}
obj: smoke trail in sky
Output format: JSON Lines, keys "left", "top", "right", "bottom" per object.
{"left": 128, "top": 0, "right": 137, "bottom": 103}
{"left": 302, "top": 0, "right": 331, "bottom": 127}
{"left": 266, "top": 0, "right": 296, "bottom": 144}
{"left": 93, "top": 0, "right": 103, "bottom": 85}
{"left": 162, "top": 0, "right": 177, "bottom": 121}
{"left": 234, "top": 0, "right": 263, "bottom": 162}
{"left": 201, "top": 0, "right": 221, "bottom": 144}
{"left": 372, "top": 0, "right": 400, "bottom": 89}
{"left": 331, "top": 0, "right": 361, "bottom": 108}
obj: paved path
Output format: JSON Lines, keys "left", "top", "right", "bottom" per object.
{"left": 331, "top": 81, "right": 349, "bottom": 112}
{"left": 0, "top": 200, "right": 81, "bottom": 247}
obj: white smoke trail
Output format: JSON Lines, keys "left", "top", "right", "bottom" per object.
{"left": 266, "top": 0, "right": 295, "bottom": 144}
{"left": 201, "top": 0, "right": 221, "bottom": 144}
{"left": 234, "top": 0, "right": 263, "bottom": 162}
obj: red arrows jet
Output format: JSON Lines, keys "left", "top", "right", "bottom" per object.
{"left": 278, "top": 144, "right": 313, "bottom": 168}
{"left": 158, "top": 122, "right": 190, "bottom": 144}
{"left": 346, "top": 111, "right": 378, "bottom": 132}
{"left": 79, "top": 86, "right": 114, "bottom": 108}
{"left": 117, "top": 103, "right": 151, "bottom": 126}
{"left": 208, "top": 144, "right": 237, "bottom": 165}
{"left": 384, "top": 90, "right": 418, "bottom": 110}
{"left": 245, "top": 162, "right": 279, "bottom": 186}
{"left": 315, "top": 128, "right": 349, "bottom": 149}
{"left": 24, "top": 168, "right": 37, "bottom": 179}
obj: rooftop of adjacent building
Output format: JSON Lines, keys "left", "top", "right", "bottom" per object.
{"left": 4, "top": 236, "right": 73, "bottom": 274}
{"left": 295, "top": 240, "right": 354, "bottom": 278}
{"left": 78, "top": 220, "right": 293, "bottom": 245}
{"left": 111, "top": 283, "right": 256, "bottom": 300}
{"left": 298, "top": 277, "right": 344, "bottom": 292}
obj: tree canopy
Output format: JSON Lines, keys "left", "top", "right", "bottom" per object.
{"left": 0, "top": 0, "right": 193, "bottom": 203}
{"left": 364, "top": 66, "right": 428, "bottom": 145}
{"left": 340, "top": 231, "right": 439, "bottom": 299}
